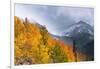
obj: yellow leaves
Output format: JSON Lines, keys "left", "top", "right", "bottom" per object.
{"left": 14, "top": 16, "right": 75, "bottom": 65}
{"left": 41, "top": 53, "right": 50, "bottom": 63}
{"left": 47, "top": 38, "right": 57, "bottom": 47}
{"left": 16, "top": 33, "right": 26, "bottom": 45}
{"left": 39, "top": 46, "right": 50, "bottom": 63}
{"left": 15, "top": 45, "right": 23, "bottom": 57}
{"left": 59, "top": 41, "right": 75, "bottom": 62}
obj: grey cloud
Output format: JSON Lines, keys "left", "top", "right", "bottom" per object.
{"left": 15, "top": 4, "right": 94, "bottom": 35}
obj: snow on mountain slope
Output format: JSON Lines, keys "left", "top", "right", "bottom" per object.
{"left": 62, "top": 21, "right": 94, "bottom": 37}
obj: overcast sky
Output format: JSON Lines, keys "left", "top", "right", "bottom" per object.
{"left": 15, "top": 4, "right": 94, "bottom": 35}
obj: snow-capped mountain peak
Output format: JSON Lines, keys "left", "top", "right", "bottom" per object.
{"left": 62, "top": 21, "right": 94, "bottom": 37}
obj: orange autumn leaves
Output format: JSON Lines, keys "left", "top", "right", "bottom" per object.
{"left": 14, "top": 16, "right": 75, "bottom": 65}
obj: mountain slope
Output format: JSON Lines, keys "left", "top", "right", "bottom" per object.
{"left": 14, "top": 16, "right": 76, "bottom": 65}
{"left": 61, "top": 21, "right": 94, "bottom": 61}
{"left": 51, "top": 21, "right": 94, "bottom": 61}
{"left": 62, "top": 21, "right": 94, "bottom": 37}
{"left": 61, "top": 21, "right": 94, "bottom": 46}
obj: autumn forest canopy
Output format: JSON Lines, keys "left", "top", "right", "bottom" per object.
{"left": 14, "top": 16, "right": 89, "bottom": 65}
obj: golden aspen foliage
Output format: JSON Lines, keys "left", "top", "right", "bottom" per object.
{"left": 14, "top": 16, "right": 76, "bottom": 65}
